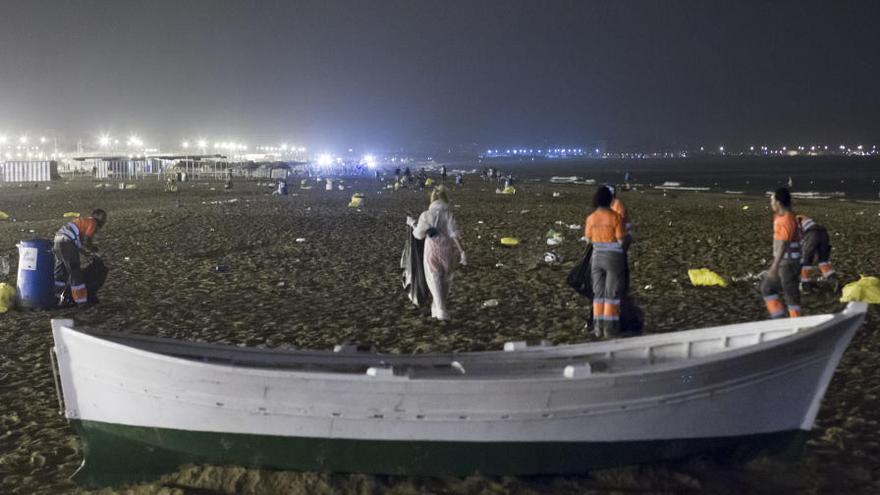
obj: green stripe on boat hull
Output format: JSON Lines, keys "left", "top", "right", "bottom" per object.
{"left": 70, "top": 420, "right": 809, "bottom": 487}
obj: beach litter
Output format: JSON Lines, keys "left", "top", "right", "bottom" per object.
{"left": 348, "top": 193, "right": 365, "bottom": 208}
{"left": 213, "top": 265, "right": 230, "bottom": 273}
{"left": 63, "top": 212, "right": 80, "bottom": 218}
{"left": 295, "top": 238, "right": 306, "bottom": 243}
{"left": 0, "top": 256, "right": 9, "bottom": 276}
{"left": 840, "top": 276, "right": 880, "bottom": 304}
{"left": 545, "top": 229, "right": 563, "bottom": 246}
{"left": 543, "top": 252, "right": 561, "bottom": 263}
{"left": 688, "top": 268, "right": 728, "bottom": 287}
{"left": 0, "top": 211, "right": 9, "bottom": 220}
{"left": 500, "top": 237, "right": 520, "bottom": 247}
{"left": 481, "top": 299, "right": 500, "bottom": 308}
{"left": 0, "top": 283, "right": 16, "bottom": 313}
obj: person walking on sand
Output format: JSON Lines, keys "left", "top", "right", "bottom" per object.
{"left": 761, "top": 188, "right": 802, "bottom": 318}
{"left": 797, "top": 213, "right": 839, "bottom": 292}
{"left": 584, "top": 186, "right": 627, "bottom": 337}
{"left": 407, "top": 186, "right": 466, "bottom": 321}
{"left": 53, "top": 209, "right": 107, "bottom": 306}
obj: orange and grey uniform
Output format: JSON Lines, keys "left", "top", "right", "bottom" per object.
{"left": 53, "top": 217, "right": 98, "bottom": 305}
{"left": 585, "top": 208, "right": 626, "bottom": 336}
{"left": 797, "top": 215, "right": 834, "bottom": 282}
{"left": 761, "top": 212, "right": 801, "bottom": 318}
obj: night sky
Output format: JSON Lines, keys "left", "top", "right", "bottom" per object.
{"left": 1, "top": 0, "right": 878, "bottom": 151}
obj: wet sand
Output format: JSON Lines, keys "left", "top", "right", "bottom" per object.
{"left": 0, "top": 176, "right": 878, "bottom": 494}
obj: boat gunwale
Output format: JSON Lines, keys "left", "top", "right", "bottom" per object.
{"left": 51, "top": 304, "right": 864, "bottom": 384}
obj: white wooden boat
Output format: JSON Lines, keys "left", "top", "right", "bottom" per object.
{"left": 50, "top": 303, "right": 868, "bottom": 486}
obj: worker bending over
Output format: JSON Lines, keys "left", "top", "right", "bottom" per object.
{"left": 761, "top": 189, "right": 801, "bottom": 318}
{"left": 54, "top": 209, "right": 107, "bottom": 306}
{"left": 797, "top": 214, "right": 838, "bottom": 292}
{"left": 585, "top": 186, "right": 627, "bottom": 337}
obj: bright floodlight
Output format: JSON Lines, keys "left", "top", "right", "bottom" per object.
{"left": 182, "top": 141, "right": 190, "bottom": 149}
{"left": 317, "top": 153, "right": 333, "bottom": 166}
{"left": 0, "top": 136, "right": 7, "bottom": 144}
{"left": 281, "top": 143, "right": 288, "bottom": 151}
{"left": 363, "top": 154, "right": 376, "bottom": 168}
{"left": 99, "top": 135, "right": 111, "bottom": 147}
{"left": 298, "top": 147, "right": 306, "bottom": 152}
{"left": 19, "top": 136, "right": 27, "bottom": 144}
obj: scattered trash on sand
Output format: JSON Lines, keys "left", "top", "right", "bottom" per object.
{"left": 0, "top": 283, "right": 16, "bottom": 313}
{"left": 62, "top": 212, "right": 80, "bottom": 218}
{"left": 0, "top": 211, "right": 9, "bottom": 220}
{"left": 213, "top": 265, "right": 230, "bottom": 273}
{"left": 543, "top": 252, "right": 561, "bottom": 263}
{"left": 500, "top": 237, "right": 520, "bottom": 247}
{"left": 840, "top": 276, "right": 880, "bottom": 304}
{"left": 348, "top": 193, "right": 365, "bottom": 208}
{"left": 295, "top": 238, "right": 306, "bottom": 243}
{"left": 545, "top": 229, "right": 563, "bottom": 246}
{"left": 481, "top": 299, "right": 500, "bottom": 308}
{"left": 688, "top": 268, "right": 728, "bottom": 287}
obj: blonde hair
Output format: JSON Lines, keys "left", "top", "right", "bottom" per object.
{"left": 430, "top": 185, "right": 449, "bottom": 204}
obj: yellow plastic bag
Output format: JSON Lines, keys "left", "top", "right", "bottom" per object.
{"left": 0, "top": 283, "right": 15, "bottom": 313}
{"left": 840, "top": 276, "right": 880, "bottom": 304}
{"left": 424, "top": 178, "right": 435, "bottom": 187}
{"left": 688, "top": 268, "right": 729, "bottom": 288}
{"left": 500, "top": 237, "right": 520, "bottom": 247}
{"left": 0, "top": 211, "right": 9, "bottom": 220}
{"left": 501, "top": 186, "right": 516, "bottom": 195}
{"left": 63, "top": 212, "right": 80, "bottom": 218}
{"left": 348, "top": 193, "right": 364, "bottom": 208}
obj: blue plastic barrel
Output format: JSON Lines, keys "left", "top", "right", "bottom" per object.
{"left": 16, "top": 239, "right": 56, "bottom": 310}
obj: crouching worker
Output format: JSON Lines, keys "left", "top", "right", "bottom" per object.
{"left": 585, "top": 186, "right": 627, "bottom": 337}
{"left": 761, "top": 188, "right": 801, "bottom": 318}
{"left": 797, "top": 214, "right": 838, "bottom": 292}
{"left": 407, "top": 186, "right": 465, "bottom": 321}
{"left": 53, "top": 209, "right": 107, "bottom": 306}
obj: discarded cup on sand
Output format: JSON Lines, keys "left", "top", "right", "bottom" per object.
{"left": 481, "top": 299, "right": 500, "bottom": 308}
{"left": 295, "top": 238, "right": 306, "bottom": 243}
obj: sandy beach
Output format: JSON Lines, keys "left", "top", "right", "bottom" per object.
{"left": 0, "top": 174, "right": 878, "bottom": 494}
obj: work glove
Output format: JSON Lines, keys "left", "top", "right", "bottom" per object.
{"left": 406, "top": 216, "right": 417, "bottom": 228}
{"left": 459, "top": 251, "right": 467, "bottom": 266}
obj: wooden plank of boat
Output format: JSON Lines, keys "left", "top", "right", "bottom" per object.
{"left": 50, "top": 303, "right": 868, "bottom": 486}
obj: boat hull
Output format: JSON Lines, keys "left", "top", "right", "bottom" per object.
{"left": 51, "top": 303, "right": 867, "bottom": 486}
{"left": 72, "top": 419, "right": 807, "bottom": 486}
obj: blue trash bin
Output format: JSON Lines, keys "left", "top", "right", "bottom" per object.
{"left": 16, "top": 239, "right": 56, "bottom": 310}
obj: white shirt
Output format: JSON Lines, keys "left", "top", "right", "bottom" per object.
{"left": 413, "top": 200, "right": 459, "bottom": 240}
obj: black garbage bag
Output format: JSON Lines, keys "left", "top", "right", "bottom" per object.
{"left": 566, "top": 245, "right": 594, "bottom": 298}
{"left": 400, "top": 229, "right": 429, "bottom": 306}
{"left": 82, "top": 256, "right": 109, "bottom": 304}
{"left": 568, "top": 246, "right": 642, "bottom": 334}
{"left": 619, "top": 295, "right": 644, "bottom": 335}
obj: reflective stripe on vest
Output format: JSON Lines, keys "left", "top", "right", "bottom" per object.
{"left": 800, "top": 217, "right": 816, "bottom": 232}
{"left": 56, "top": 222, "right": 82, "bottom": 248}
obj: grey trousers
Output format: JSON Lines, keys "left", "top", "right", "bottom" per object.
{"left": 591, "top": 249, "right": 626, "bottom": 336}
{"left": 760, "top": 260, "right": 801, "bottom": 317}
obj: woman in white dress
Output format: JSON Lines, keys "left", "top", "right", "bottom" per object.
{"left": 407, "top": 186, "right": 466, "bottom": 321}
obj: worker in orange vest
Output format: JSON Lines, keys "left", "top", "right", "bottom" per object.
{"left": 761, "top": 188, "right": 801, "bottom": 318}
{"left": 608, "top": 185, "right": 632, "bottom": 251}
{"left": 53, "top": 209, "right": 107, "bottom": 306}
{"left": 585, "top": 186, "right": 627, "bottom": 337}
{"left": 796, "top": 214, "right": 838, "bottom": 292}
